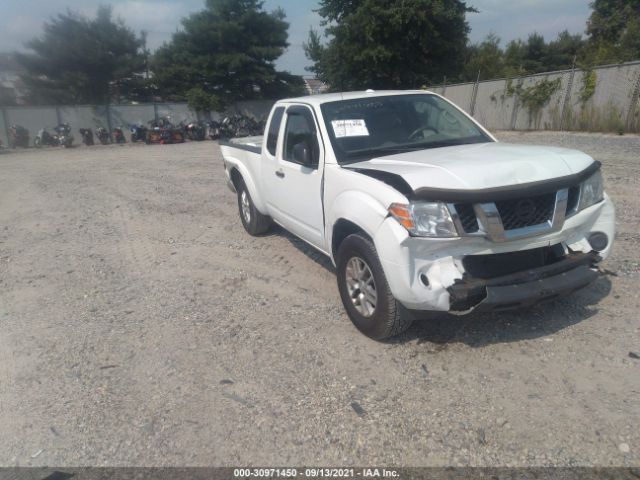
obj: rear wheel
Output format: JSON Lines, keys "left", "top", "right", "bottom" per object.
{"left": 336, "top": 234, "right": 413, "bottom": 340}
{"left": 236, "top": 178, "right": 271, "bottom": 235}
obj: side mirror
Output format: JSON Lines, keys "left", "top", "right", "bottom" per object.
{"left": 292, "top": 142, "right": 312, "bottom": 166}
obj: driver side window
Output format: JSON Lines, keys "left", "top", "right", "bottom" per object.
{"left": 283, "top": 108, "right": 319, "bottom": 169}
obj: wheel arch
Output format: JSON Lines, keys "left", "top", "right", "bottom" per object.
{"left": 225, "top": 160, "right": 268, "bottom": 213}
{"left": 331, "top": 219, "right": 373, "bottom": 261}
{"left": 328, "top": 190, "right": 390, "bottom": 264}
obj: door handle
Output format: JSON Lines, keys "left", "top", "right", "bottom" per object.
{"left": 275, "top": 170, "right": 285, "bottom": 178}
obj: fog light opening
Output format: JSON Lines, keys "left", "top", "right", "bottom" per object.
{"left": 419, "top": 273, "right": 430, "bottom": 287}
{"left": 588, "top": 232, "right": 608, "bottom": 251}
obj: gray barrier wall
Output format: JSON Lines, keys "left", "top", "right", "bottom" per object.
{"left": 2, "top": 62, "right": 639, "bottom": 147}
{"left": 0, "top": 100, "right": 275, "bottom": 147}
{"left": 432, "top": 61, "right": 640, "bottom": 133}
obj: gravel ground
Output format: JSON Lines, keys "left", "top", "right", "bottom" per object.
{"left": 0, "top": 131, "right": 638, "bottom": 467}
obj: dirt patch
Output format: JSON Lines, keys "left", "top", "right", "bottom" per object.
{"left": 0, "top": 134, "right": 638, "bottom": 466}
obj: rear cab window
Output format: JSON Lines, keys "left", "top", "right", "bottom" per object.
{"left": 266, "top": 107, "right": 285, "bottom": 156}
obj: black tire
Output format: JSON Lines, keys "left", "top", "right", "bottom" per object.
{"left": 236, "top": 178, "right": 271, "bottom": 235}
{"left": 336, "top": 234, "right": 413, "bottom": 340}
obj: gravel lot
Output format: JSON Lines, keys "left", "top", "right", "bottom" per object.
{"left": 0, "top": 131, "right": 638, "bottom": 467}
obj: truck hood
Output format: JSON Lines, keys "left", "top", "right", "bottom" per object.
{"left": 344, "top": 142, "right": 595, "bottom": 194}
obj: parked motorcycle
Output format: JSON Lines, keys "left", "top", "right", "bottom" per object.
{"left": 79, "top": 128, "right": 94, "bottom": 146}
{"left": 207, "top": 120, "right": 221, "bottom": 140}
{"left": 113, "top": 127, "right": 126, "bottom": 144}
{"left": 147, "top": 117, "right": 184, "bottom": 144}
{"left": 183, "top": 121, "right": 206, "bottom": 141}
{"left": 54, "top": 123, "right": 74, "bottom": 148}
{"left": 34, "top": 128, "right": 58, "bottom": 147}
{"left": 218, "top": 114, "right": 263, "bottom": 139}
{"left": 9, "top": 124, "right": 30, "bottom": 148}
{"left": 130, "top": 123, "right": 149, "bottom": 143}
{"left": 96, "top": 127, "right": 110, "bottom": 145}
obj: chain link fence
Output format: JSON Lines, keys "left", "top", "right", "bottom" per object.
{"left": 430, "top": 61, "right": 640, "bottom": 134}
{"left": 0, "top": 100, "right": 275, "bottom": 147}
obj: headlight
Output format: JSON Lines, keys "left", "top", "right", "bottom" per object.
{"left": 389, "top": 202, "right": 458, "bottom": 237}
{"left": 578, "top": 170, "right": 604, "bottom": 211}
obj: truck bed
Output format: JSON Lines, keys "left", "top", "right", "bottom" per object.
{"left": 219, "top": 136, "right": 263, "bottom": 154}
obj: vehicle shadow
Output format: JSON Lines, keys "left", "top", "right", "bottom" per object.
{"left": 394, "top": 275, "right": 613, "bottom": 348}
{"left": 263, "top": 225, "right": 614, "bottom": 348}
{"left": 264, "top": 224, "right": 336, "bottom": 273}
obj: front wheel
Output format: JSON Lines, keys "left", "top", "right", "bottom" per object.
{"left": 236, "top": 178, "right": 271, "bottom": 236}
{"left": 336, "top": 234, "right": 413, "bottom": 340}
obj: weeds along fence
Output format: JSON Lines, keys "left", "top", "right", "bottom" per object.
{"left": 429, "top": 60, "right": 640, "bottom": 134}
{"left": 0, "top": 99, "right": 275, "bottom": 147}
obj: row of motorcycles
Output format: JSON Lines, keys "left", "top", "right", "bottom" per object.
{"left": 126, "top": 116, "right": 264, "bottom": 144}
{"left": 2, "top": 123, "right": 119, "bottom": 148}
{"left": 2, "top": 114, "right": 266, "bottom": 150}
{"left": 79, "top": 127, "right": 126, "bottom": 146}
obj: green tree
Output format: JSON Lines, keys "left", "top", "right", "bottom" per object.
{"left": 304, "top": 0, "right": 476, "bottom": 90}
{"left": 500, "top": 32, "right": 583, "bottom": 76}
{"left": 15, "top": 6, "right": 147, "bottom": 104}
{"left": 502, "top": 39, "right": 526, "bottom": 76}
{"left": 463, "top": 33, "right": 505, "bottom": 81}
{"left": 585, "top": 0, "right": 640, "bottom": 63}
{"left": 544, "top": 31, "right": 585, "bottom": 71}
{"left": 462, "top": 30, "right": 585, "bottom": 82}
{"left": 521, "top": 33, "right": 547, "bottom": 73}
{"left": 152, "top": 0, "right": 304, "bottom": 111}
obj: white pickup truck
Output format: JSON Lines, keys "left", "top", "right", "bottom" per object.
{"left": 220, "top": 90, "right": 615, "bottom": 339}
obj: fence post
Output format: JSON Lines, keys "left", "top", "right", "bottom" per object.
{"left": 470, "top": 70, "right": 480, "bottom": 116}
{"left": 55, "top": 105, "right": 62, "bottom": 126}
{"left": 626, "top": 70, "right": 640, "bottom": 132}
{"left": 509, "top": 77, "right": 522, "bottom": 130}
{"left": 442, "top": 76, "right": 447, "bottom": 97}
{"left": 1, "top": 107, "right": 11, "bottom": 146}
{"left": 153, "top": 102, "right": 159, "bottom": 123}
{"left": 559, "top": 60, "right": 577, "bottom": 131}
{"left": 106, "top": 103, "right": 113, "bottom": 136}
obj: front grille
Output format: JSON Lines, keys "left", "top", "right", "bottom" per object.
{"left": 454, "top": 203, "right": 479, "bottom": 233}
{"left": 495, "top": 192, "right": 556, "bottom": 230}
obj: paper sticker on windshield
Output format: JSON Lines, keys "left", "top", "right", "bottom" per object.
{"left": 331, "top": 119, "right": 369, "bottom": 138}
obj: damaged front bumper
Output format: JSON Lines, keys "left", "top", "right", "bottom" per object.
{"left": 374, "top": 195, "right": 614, "bottom": 313}
{"left": 447, "top": 252, "right": 600, "bottom": 313}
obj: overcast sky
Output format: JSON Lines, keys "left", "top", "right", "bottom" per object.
{"left": 0, "top": 0, "right": 592, "bottom": 75}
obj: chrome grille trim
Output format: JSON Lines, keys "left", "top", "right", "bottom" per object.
{"left": 448, "top": 188, "right": 570, "bottom": 242}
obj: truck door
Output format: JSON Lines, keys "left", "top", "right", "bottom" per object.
{"left": 264, "top": 104, "right": 325, "bottom": 249}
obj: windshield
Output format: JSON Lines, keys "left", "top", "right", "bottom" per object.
{"left": 320, "top": 93, "right": 492, "bottom": 164}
